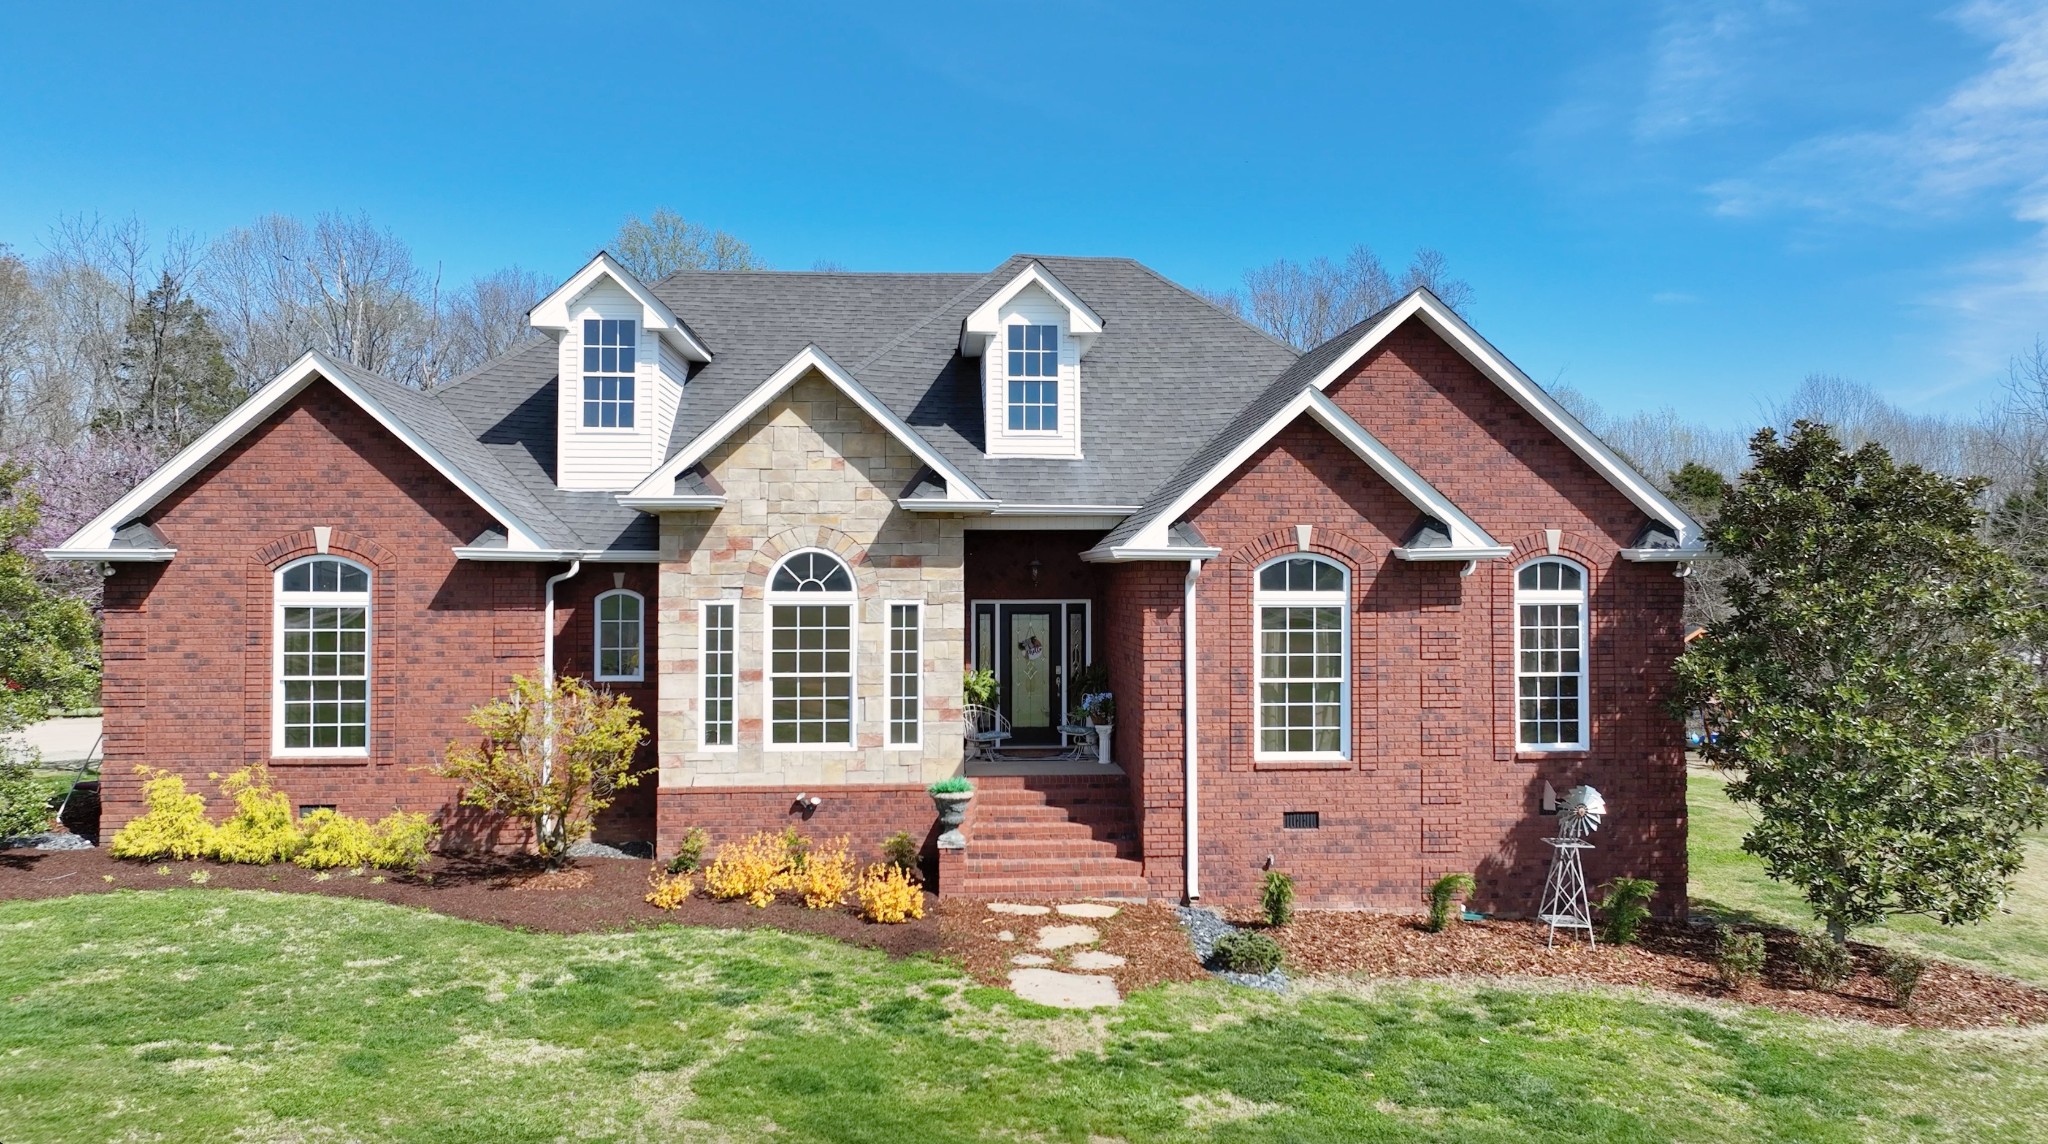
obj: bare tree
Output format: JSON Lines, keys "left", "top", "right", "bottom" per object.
{"left": 610, "top": 207, "right": 760, "bottom": 281}
{"left": 0, "top": 247, "right": 34, "bottom": 443}
{"left": 439, "top": 266, "right": 550, "bottom": 376}
{"left": 1206, "top": 245, "right": 1471, "bottom": 351}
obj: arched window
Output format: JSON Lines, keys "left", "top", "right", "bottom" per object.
{"left": 275, "top": 555, "right": 371, "bottom": 755}
{"left": 767, "top": 550, "right": 855, "bottom": 746}
{"left": 1254, "top": 554, "right": 1348, "bottom": 758}
{"left": 594, "top": 589, "right": 644, "bottom": 682}
{"left": 1515, "top": 557, "right": 1588, "bottom": 750}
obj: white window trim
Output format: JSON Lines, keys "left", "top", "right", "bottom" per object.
{"left": 1252, "top": 554, "right": 1351, "bottom": 762}
{"left": 763, "top": 548, "right": 859, "bottom": 752}
{"left": 1002, "top": 322, "right": 1063, "bottom": 436}
{"left": 578, "top": 317, "right": 640, "bottom": 432}
{"left": 593, "top": 588, "right": 645, "bottom": 683}
{"left": 699, "top": 600, "right": 738, "bottom": 751}
{"left": 272, "top": 555, "right": 372, "bottom": 759}
{"left": 1515, "top": 557, "right": 1591, "bottom": 752}
{"left": 885, "top": 599, "right": 923, "bottom": 750}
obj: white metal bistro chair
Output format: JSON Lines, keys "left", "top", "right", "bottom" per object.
{"left": 963, "top": 704, "right": 1013, "bottom": 761}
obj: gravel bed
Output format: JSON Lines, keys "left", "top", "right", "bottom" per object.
{"left": 0, "top": 832, "right": 93, "bottom": 851}
{"left": 567, "top": 840, "right": 653, "bottom": 859}
{"left": 1179, "top": 905, "right": 1288, "bottom": 993}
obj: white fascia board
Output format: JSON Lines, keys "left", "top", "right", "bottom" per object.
{"left": 1300, "top": 290, "right": 1703, "bottom": 547}
{"left": 968, "top": 513, "right": 1131, "bottom": 532}
{"left": 897, "top": 499, "right": 999, "bottom": 514}
{"left": 1394, "top": 545, "right": 1515, "bottom": 562}
{"left": 615, "top": 495, "right": 726, "bottom": 512}
{"left": 989, "top": 503, "right": 1141, "bottom": 515}
{"left": 1121, "top": 387, "right": 1503, "bottom": 557}
{"left": 1079, "top": 544, "right": 1223, "bottom": 563}
{"left": 453, "top": 548, "right": 664, "bottom": 562}
{"left": 623, "top": 344, "right": 994, "bottom": 505}
{"left": 41, "top": 547, "right": 175, "bottom": 562}
{"left": 1621, "top": 545, "right": 1709, "bottom": 563}
{"left": 50, "top": 351, "right": 550, "bottom": 556}
{"left": 959, "top": 261, "right": 1106, "bottom": 356}
{"left": 527, "top": 252, "right": 711, "bottom": 362}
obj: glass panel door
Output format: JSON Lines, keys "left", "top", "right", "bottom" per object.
{"left": 999, "top": 605, "right": 1062, "bottom": 744}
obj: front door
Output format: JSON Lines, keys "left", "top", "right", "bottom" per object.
{"left": 998, "top": 605, "right": 1063, "bottom": 745}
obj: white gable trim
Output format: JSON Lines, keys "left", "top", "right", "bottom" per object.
{"left": 960, "top": 261, "right": 1105, "bottom": 357}
{"left": 50, "top": 351, "right": 550, "bottom": 556}
{"left": 623, "top": 345, "right": 994, "bottom": 505}
{"left": 1302, "top": 290, "right": 1703, "bottom": 548}
{"left": 1086, "top": 388, "right": 1508, "bottom": 563}
{"left": 528, "top": 252, "right": 711, "bottom": 363}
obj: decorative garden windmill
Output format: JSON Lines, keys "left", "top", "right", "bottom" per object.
{"left": 1537, "top": 785, "right": 1605, "bottom": 948}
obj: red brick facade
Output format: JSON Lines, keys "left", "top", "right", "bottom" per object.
{"left": 97, "top": 383, "right": 650, "bottom": 846}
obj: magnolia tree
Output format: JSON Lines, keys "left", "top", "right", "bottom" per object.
{"left": 1676, "top": 422, "right": 2048, "bottom": 943}
{"left": 437, "top": 675, "right": 648, "bottom": 867}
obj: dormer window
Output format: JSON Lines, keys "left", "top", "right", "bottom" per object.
{"left": 1006, "top": 323, "right": 1059, "bottom": 431}
{"left": 581, "top": 318, "right": 637, "bottom": 428}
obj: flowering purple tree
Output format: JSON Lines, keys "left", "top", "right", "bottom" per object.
{"left": 0, "top": 431, "right": 164, "bottom": 609}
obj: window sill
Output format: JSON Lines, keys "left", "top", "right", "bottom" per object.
{"left": 1253, "top": 758, "right": 1353, "bottom": 771}
{"left": 1517, "top": 748, "right": 1590, "bottom": 761}
{"left": 269, "top": 753, "right": 372, "bottom": 766}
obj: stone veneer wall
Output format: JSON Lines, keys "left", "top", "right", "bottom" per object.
{"left": 656, "top": 371, "right": 966, "bottom": 789}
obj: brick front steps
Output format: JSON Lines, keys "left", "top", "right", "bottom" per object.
{"left": 956, "top": 773, "right": 1148, "bottom": 899}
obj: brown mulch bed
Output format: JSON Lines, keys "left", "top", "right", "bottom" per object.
{"left": 938, "top": 897, "right": 1208, "bottom": 994}
{"left": 1228, "top": 907, "right": 2048, "bottom": 1031}
{"left": 0, "top": 847, "right": 940, "bottom": 958}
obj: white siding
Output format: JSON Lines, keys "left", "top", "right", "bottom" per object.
{"left": 557, "top": 281, "right": 660, "bottom": 490}
{"left": 982, "top": 284, "right": 1083, "bottom": 459}
{"left": 653, "top": 338, "right": 688, "bottom": 472}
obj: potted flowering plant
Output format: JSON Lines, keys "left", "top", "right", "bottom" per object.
{"left": 1083, "top": 693, "right": 1115, "bottom": 767}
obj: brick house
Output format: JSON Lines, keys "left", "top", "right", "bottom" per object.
{"left": 51, "top": 253, "right": 1702, "bottom": 911}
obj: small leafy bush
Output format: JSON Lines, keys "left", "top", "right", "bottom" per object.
{"left": 792, "top": 837, "right": 854, "bottom": 909}
{"left": 294, "top": 809, "right": 376, "bottom": 869}
{"left": 645, "top": 864, "right": 694, "bottom": 909}
{"left": 1426, "top": 872, "right": 1475, "bottom": 933}
{"left": 704, "top": 831, "right": 786, "bottom": 907}
{"left": 1260, "top": 870, "right": 1295, "bottom": 928}
{"left": 1597, "top": 877, "right": 1657, "bottom": 946}
{"left": 365, "top": 811, "right": 437, "bottom": 873}
{"left": 927, "top": 775, "right": 973, "bottom": 796}
{"left": 1877, "top": 949, "right": 1928, "bottom": 1009}
{"left": 962, "top": 668, "right": 997, "bottom": 705}
{"left": 1213, "top": 930, "right": 1284, "bottom": 974}
{"left": 666, "top": 826, "right": 709, "bottom": 874}
{"left": 1714, "top": 925, "right": 1765, "bottom": 988}
{"left": 880, "top": 830, "right": 920, "bottom": 874}
{"left": 110, "top": 767, "right": 218, "bottom": 860}
{"left": 856, "top": 862, "right": 924, "bottom": 923}
{"left": 0, "top": 757, "right": 51, "bottom": 838}
{"left": 779, "top": 825, "right": 812, "bottom": 872}
{"left": 209, "top": 765, "right": 305, "bottom": 864}
{"left": 1791, "top": 931, "right": 1853, "bottom": 990}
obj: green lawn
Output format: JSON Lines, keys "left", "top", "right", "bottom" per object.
{"left": 5, "top": 890, "right": 2048, "bottom": 1142}
{"left": 1689, "top": 769, "right": 2048, "bottom": 986}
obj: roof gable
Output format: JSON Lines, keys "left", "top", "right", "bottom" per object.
{"left": 529, "top": 252, "right": 711, "bottom": 362}
{"left": 959, "top": 260, "right": 1104, "bottom": 356}
{"left": 49, "top": 351, "right": 557, "bottom": 558}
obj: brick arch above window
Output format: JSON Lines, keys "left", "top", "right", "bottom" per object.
{"left": 252, "top": 528, "right": 395, "bottom": 572}
{"left": 1490, "top": 530, "right": 1608, "bottom": 763}
{"left": 244, "top": 529, "right": 396, "bottom": 767}
{"left": 1224, "top": 526, "right": 1382, "bottom": 580}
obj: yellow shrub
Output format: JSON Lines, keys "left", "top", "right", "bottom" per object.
{"left": 209, "top": 765, "right": 305, "bottom": 864}
{"left": 703, "top": 831, "right": 786, "bottom": 907}
{"left": 109, "top": 768, "right": 218, "bottom": 861}
{"left": 645, "top": 864, "right": 694, "bottom": 909}
{"left": 366, "top": 811, "right": 437, "bottom": 873}
{"left": 792, "top": 837, "right": 854, "bottom": 909}
{"left": 856, "top": 863, "right": 925, "bottom": 924}
{"left": 295, "top": 809, "right": 376, "bottom": 869}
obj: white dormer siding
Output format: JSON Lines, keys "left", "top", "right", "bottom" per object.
{"left": 531, "top": 253, "right": 709, "bottom": 491}
{"left": 983, "top": 285, "right": 1082, "bottom": 458}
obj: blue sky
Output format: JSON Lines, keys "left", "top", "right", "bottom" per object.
{"left": 3, "top": 1, "right": 2045, "bottom": 429}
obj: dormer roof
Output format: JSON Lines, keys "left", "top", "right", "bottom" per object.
{"left": 958, "top": 260, "right": 1104, "bottom": 357}
{"left": 527, "top": 251, "right": 713, "bottom": 362}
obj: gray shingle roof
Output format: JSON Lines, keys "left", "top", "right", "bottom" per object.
{"left": 342, "top": 256, "right": 1307, "bottom": 553}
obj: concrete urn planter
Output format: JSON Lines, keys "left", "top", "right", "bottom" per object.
{"left": 932, "top": 790, "right": 973, "bottom": 850}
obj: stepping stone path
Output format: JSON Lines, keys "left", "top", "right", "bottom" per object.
{"left": 980, "top": 901, "right": 1133, "bottom": 1009}
{"left": 1007, "top": 968, "right": 1121, "bottom": 1010}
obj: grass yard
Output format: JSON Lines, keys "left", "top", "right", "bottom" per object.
{"left": 1689, "top": 769, "right": 2048, "bottom": 987}
{"left": 5, "top": 890, "right": 2048, "bottom": 1142}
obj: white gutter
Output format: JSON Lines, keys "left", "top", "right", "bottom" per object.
{"left": 42, "top": 548, "right": 175, "bottom": 562}
{"left": 1620, "top": 545, "right": 1710, "bottom": 563}
{"left": 542, "top": 560, "right": 582, "bottom": 682}
{"left": 1080, "top": 544, "right": 1224, "bottom": 564}
{"left": 1184, "top": 557, "right": 1203, "bottom": 902}
{"left": 454, "top": 548, "right": 661, "bottom": 563}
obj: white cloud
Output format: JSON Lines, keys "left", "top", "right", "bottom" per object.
{"left": 1634, "top": 0, "right": 1806, "bottom": 141}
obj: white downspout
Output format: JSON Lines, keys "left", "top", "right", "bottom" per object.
{"left": 1184, "top": 557, "right": 1203, "bottom": 902}
{"left": 540, "top": 560, "right": 580, "bottom": 855}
